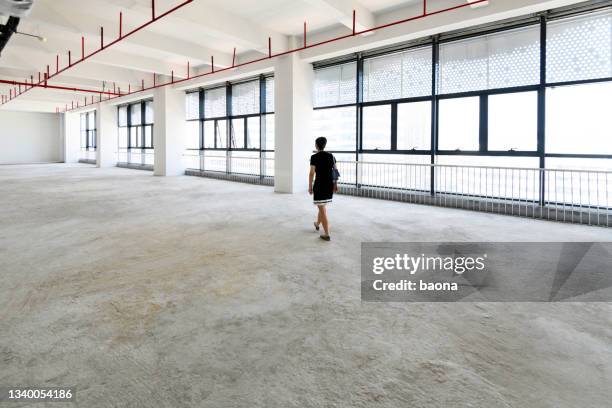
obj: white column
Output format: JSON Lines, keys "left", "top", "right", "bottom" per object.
{"left": 153, "top": 86, "right": 186, "bottom": 176}
{"left": 274, "top": 46, "right": 314, "bottom": 193}
{"left": 96, "top": 103, "right": 118, "bottom": 168}
{"left": 62, "top": 112, "right": 81, "bottom": 163}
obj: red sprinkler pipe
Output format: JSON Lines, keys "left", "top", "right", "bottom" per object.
{"left": 0, "top": 0, "right": 194, "bottom": 106}
{"left": 0, "top": 79, "right": 121, "bottom": 96}
{"left": 53, "top": 0, "right": 490, "bottom": 112}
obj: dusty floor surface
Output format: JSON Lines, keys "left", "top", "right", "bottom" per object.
{"left": 1, "top": 164, "right": 611, "bottom": 408}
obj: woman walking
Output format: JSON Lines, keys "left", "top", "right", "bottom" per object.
{"left": 308, "top": 137, "right": 337, "bottom": 241}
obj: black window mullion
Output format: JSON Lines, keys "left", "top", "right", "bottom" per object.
{"left": 431, "top": 36, "right": 439, "bottom": 195}
{"left": 538, "top": 15, "right": 547, "bottom": 205}
{"left": 391, "top": 103, "right": 398, "bottom": 151}
{"left": 479, "top": 95, "right": 488, "bottom": 152}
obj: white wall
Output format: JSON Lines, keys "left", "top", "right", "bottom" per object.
{"left": 0, "top": 110, "right": 62, "bottom": 165}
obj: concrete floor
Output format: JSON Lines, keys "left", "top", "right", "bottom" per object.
{"left": 1, "top": 163, "right": 611, "bottom": 408}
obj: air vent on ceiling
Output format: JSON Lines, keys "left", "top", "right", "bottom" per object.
{"left": 0, "top": 0, "right": 34, "bottom": 18}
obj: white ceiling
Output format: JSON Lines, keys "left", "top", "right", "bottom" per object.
{"left": 0, "top": 0, "right": 430, "bottom": 112}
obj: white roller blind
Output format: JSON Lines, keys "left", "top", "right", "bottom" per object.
{"left": 204, "top": 87, "right": 226, "bottom": 118}
{"left": 186, "top": 92, "right": 199, "bottom": 120}
{"left": 439, "top": 25, "right": 540, "bottom": 94}
{"left": 313, "top": 62, "right": 356, "bottom": 107}
{"left": 363, "top": 47, "right": 432, "bottom": 102}
{"left": 547, "top": 10, "right": 612, "bottom": 83}
{"left": 232, "top": 80, "right": 259, "bottom": 115}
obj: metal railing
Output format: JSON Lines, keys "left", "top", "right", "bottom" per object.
{"left": 183, "top": 151, "right": 274, "bottom": 186}
{"left": 335, "top": 161, "right": 612, "bottom": 227}
{"left": 117, "top": 148, "right": 155, "bottom": 170}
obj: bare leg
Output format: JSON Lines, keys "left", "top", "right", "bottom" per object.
{"left": 316, "top": 208, "right": 322, "bottom": 227}
{"left": 319, "top": 205, "right": 330, "bottom": 237}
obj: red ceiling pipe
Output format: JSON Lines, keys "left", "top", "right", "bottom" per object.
{"left": 152, "top": 0, "right": 156, "bottom": 20}
{"left": 232, "top": 48, "right": 236, "bottom": 67}
{"left": 1, "top": 0, "right": 194, "bottom": 106}
{"left": 68, "top": 50, "right": 72, "bottom": 66}
{"left": 54, "top": 0, "right": 489, "bottom": 111}
{"left": 82, "top": 37, "right": 85, "bottom": 59}
{"left": 187, "top": 61, "right": 190, "bottom": 79}
{"left": 352, "top": 10, "right": 356, "bottom": 35}
{"left": 0, "top": 79, "right": 121, "bottom": 95}
{"left": 100, "top": 27, "right": 104, "bottom": 49}
{"left": 211, "top": 56, "right": 214, "bottom": 73}
{"left": 119, "top": 12, "right": 123, "bottom": 38}
{"left": 56, "top": 55, "right": 59, "bottom": 73}
{"left": 304, "top": 22, "right": 307, "bottom": 48}
{"left": 423, "top": 0, "right": 427, "bottom": 15}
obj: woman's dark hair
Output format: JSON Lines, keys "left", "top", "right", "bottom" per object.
{"left": 315, "top": 137, "right": 327, "bottom": 150}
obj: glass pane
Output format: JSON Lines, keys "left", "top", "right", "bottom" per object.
{"left": 247, "top": 117, "right": 260, "bottom": 149}
{"left": 80, "top": 114, "right": 86, "bottom": 130}
{"left": 130, "top": 127, "right": 141, "bottom": 147}
{"left": 547, "top": 10, "right": 612, "bottom": 83}
{"left": 362, "top": 105, "right": 391, "bottom": 150}
{"left": 488, "top": 92, "right": 538, "bottom": 151}
{"left": 144, "top": 126, "right": 153, "bottom": 148}
{"left": 265, "top": 77, "right": 274, "bottom": 113}
{"left": 130, "top": 103, "right": 142, "bottom": 125}
{"left": 118, "top": 128, "right": 128, "bottom": 148}
{"left": 145, "top": 101, "right": 154, "bottom": 124}
{"left": 232, "top": 80, "right": 259, "bottom": 115}
{"left": 216, "top": 120, "right": 227, "bottom": 149}
{"left": 185, "top": 121, "right": 200, "bottom": 149}
{"left": 231, "top": 118, "right": 245, "bottom": 149}
{"left": 397, "top": 101, "right": 431, "bottom": 150}
{"left": 204, "top": 121, "right": 215, "bottom": 148}
{"left": 204, "top": 87, "right": 226, "bottom": 118}
{"left": 313, "top": 107, "right": 356, "bottom": 151}
{"left": 546, "top": 81, "right": 612, "bottom": 155}
{"left": 264, "top": 114, "right": 275, "bottom": 151}
{"left": 186, "top": 92, "right": 200, "bottom": 120}
{"left": 313, "top": 62, "right": 356, "bottom": 107}
{"left": 438, "top": 97, "right": 480, "bottom": 150}
{"left": 80, "top": 131, "right": 86, "bottom": 148}
{"left": 87, "top": 111, "right": 96, "bottom": 129}
{"left": 439, "top": 25, "right": 540, "bottom": 94}
{"left": 118, "top": 106, "right": 128, "bottom": 127}
{"left": 363, "top": 47, "right": 432, "bottom": 102}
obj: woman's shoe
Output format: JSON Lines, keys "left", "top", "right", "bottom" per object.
{"left": 320, "top": 235, "right": 331, "bottom": 241}
{"left": 314, "top": 222, "right": 320, "bottom": 231}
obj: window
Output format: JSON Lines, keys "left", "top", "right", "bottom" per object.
{"left": 247, "top": 117, "right": 260, "bottom": 149}
{"left": 186, "top": 92, "right": 199, "bottom": 120}
{"left": 264, "top": 114, "right": 274, "bottom": 151}
{"left": 397, "top": 102, "right": 431, "bottom": 150}
{"left": 265, "top": 77, "right": 275, "bottom": 113}
{"left": 118, "top": 100, "right": 154, "bottom": 151}
{"left": 231, "top": 118, "right": 245, "bottom": 149}
{"left": 145, "top": 101, "right": 154, "bottom": 124}
{"left": 438, "top": 97, "right": 480, "bottom": 151}
{"left": 185, "top": 121, "right": 200, "bottom": 149}
{"left": 546, "top": 81, "right": 612, "bottom": 155}
{"left": 547, "top": 10, "right": 612, "bottom": 84}
{"left": 362, "top": 105, "right": 392, "bottom": 150}
{"left": 204, "top": 87, "right": 226, "bottom": 118}
{"left": 232, "top": 80, "right": 259, "bottom": 115}
{"left": 131, "top": 103, "right": 142, "bottom": 126}
{"left": 363, "top": 47, "right": 432, "bottom": 102}
{"left": 216, "top": 120, "right": 227, "bottom": 149}
{"left": 313, "top": 107, "right": 356, "bottom": 152}
{"left": 488, "top": 92, "right": 538, "bottom": 151}
{"left": 80, "top": 111, "right": 97, "bottom": 150}
{"left": 439, "top": 25, "right": 540, "bottom": 94}
{"left": 313, "top": 62, "right": 356, "bottom": 107}
{"left": 203, "top": 121, "right": 215, "bottom": 148}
